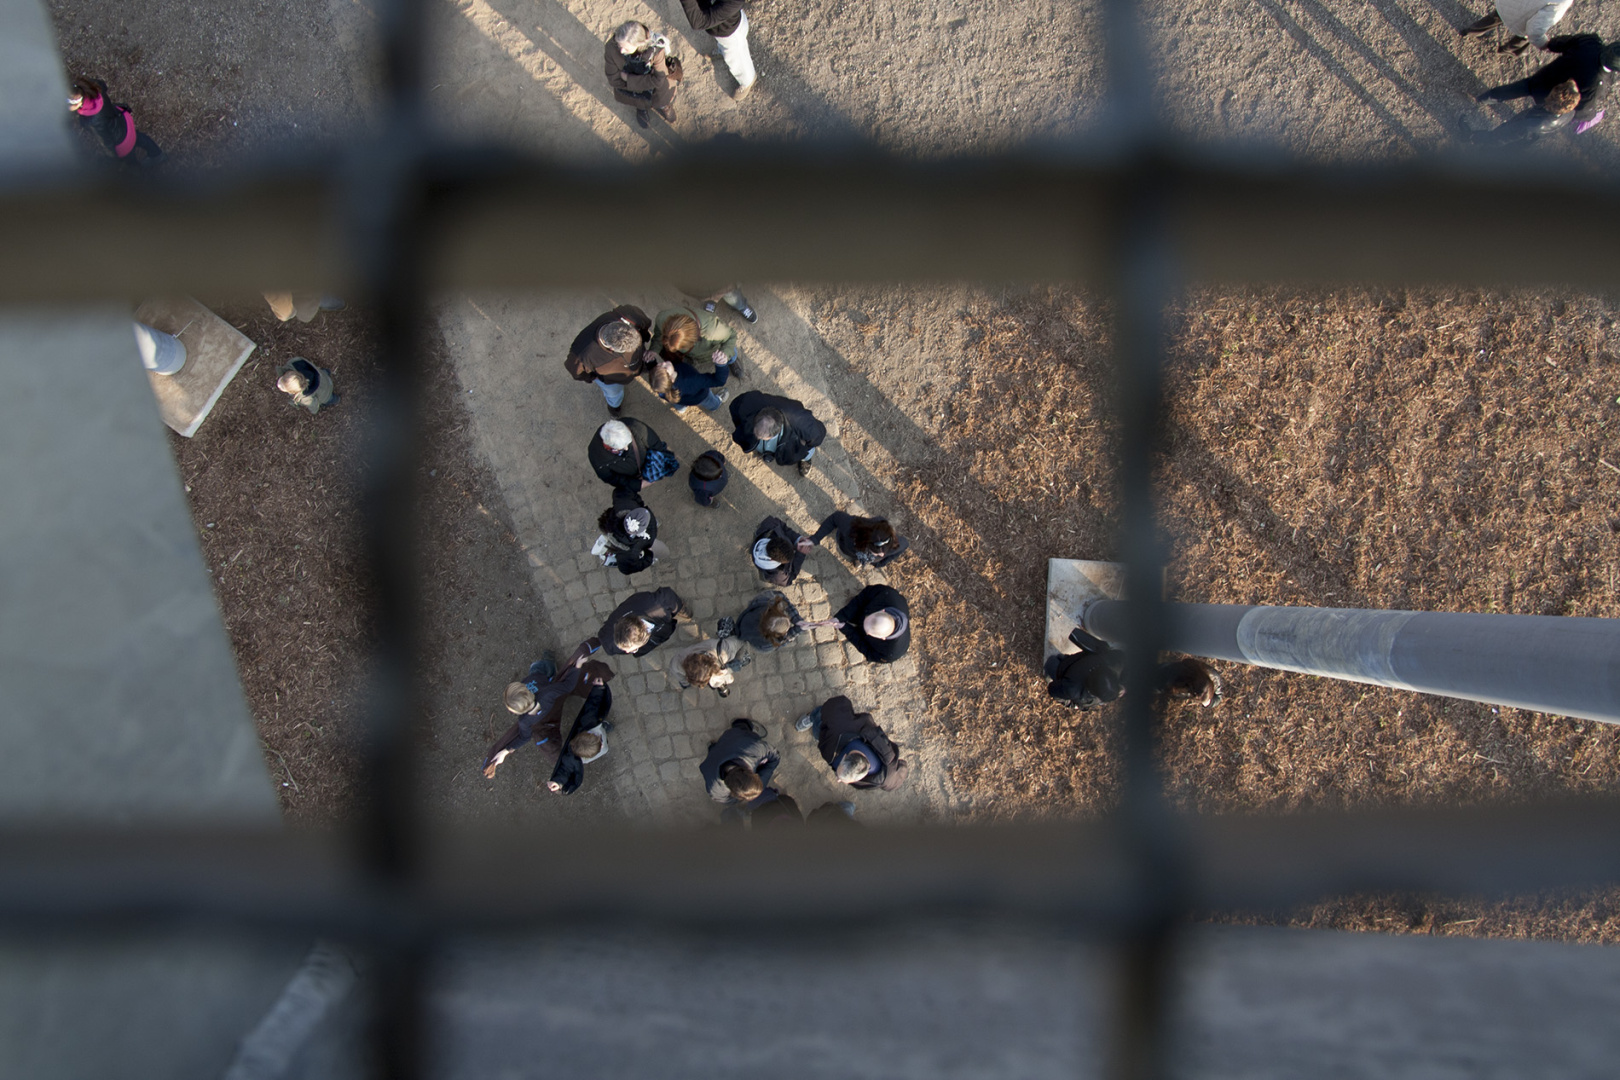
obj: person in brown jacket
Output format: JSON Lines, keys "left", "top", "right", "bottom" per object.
{"left": 565, "top": 305, "right": 653, "bottom": 415}
{"left": 605, "top": 21, "right": 678, "bottom": 130}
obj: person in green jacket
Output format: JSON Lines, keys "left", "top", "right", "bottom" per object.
{"left": 655, "top": 305, "right": 739, "bottom": 368}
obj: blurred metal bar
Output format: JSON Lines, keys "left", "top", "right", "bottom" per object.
{"left": 2, "top": 803, "right": 1619, "bottom": 934}
{"left": 9, "top": 149, "right": 1620, "bottom": 300}
{"left": 1083, "top": 601, "right": 1620, "bottom": 725}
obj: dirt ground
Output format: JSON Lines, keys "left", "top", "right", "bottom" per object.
{"left": 46, "top": 0, "right": 1620, "bottom": 943}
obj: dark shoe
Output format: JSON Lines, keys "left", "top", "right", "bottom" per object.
{"left": 716, "top": 615, "right": 738, "bottom": 639}
{"left": 716, "top": 686, "right": 730, "bottom": 698}
{"left": 1500, "top": 35, "right": 1529, "bottom": 54}
{"left": 636, "top": 109, "right": 651, "bottom": 128}
{"left": 1460, "top": 11, "right": 1500, "bottom": 35}
{"left": 656, "top": 103, "right": 677, "bottom": 123}
{"left": 599, "top": 720, "right": 615, "bottom": 734}
{"left": 728, "top": 650, "right": 753, "bottom": 670}
{"left": 729, "top": 297, "right": 758, "bottom": 323}
{"left": 319, "top": 296, "right": 346, "bottom": 312}
{"left": 608, "top": 403, "right": 623, "bottom": 417}
{"left": 796, "top": 459, "right": 812, "bottom": 477}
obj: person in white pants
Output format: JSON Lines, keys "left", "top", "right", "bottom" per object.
{"left": 680, "top": 0, "right": 756, "bottom": 98}
{"left": 1460, "top": 0, "right": 1575, "bottom": 54}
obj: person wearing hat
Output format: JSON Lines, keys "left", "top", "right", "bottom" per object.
{"left": 1044, "top": 627, "right": 1125, "bottom": 710}
{"left": 1460, "top": 0, "right": 1574, "bottom": 54}
{"left": 1476, "top": 34, "right": 1619, "bottom": 133}
{"left": 795, "top": 695, "right": 909, "bottom": 792}
{"left": 565, "top": 305, "right": 654, "bottom": 416}
{"left": 605, "top": 20, "right": 679, "bottom": 129}
{"left": 833, "top": 584, "right": 911, "bottom": 664}
{"left": 276, "top": 357, "right": 339, "bottom": 415}
{"left": 587, "top": 418, "right": 671, "bottom": 494}
{"left": 596, "top": 490, "right": 667, "bottom": 575}
{"left": 728, "top": 390, "right": 827, "bottom": 477}
{"left": 482, "top": 640, "right": 615, "bottom": 783}
{"left": 679, "top": 0, "right": 756, "bottom": 99}
{"left": 749, "top": 515, "right": 813, "bottom": 587}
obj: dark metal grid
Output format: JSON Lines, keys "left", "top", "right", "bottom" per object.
{"left": 4, "top": 0, "right": 1620, "bottom": 1077}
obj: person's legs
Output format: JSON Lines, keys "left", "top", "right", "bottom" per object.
{"left": 1460, "top": 9, "right": 1501, "bottom": 35}
{"left": 698, "top": 387, "right": 723, "bottom": 411}
{"left": 713, "top": 11, "right": 757, "bottom": 93}
{"left": 133, "top": 132, "right": 164, "bottom": 162}
{"left": 719, "top": 288, "right": 758, "bottom": 322}
{"left": 794, "top": 705, "right": 824, "bottom": 735}
{"left": 597, "top": 380, "right": 626, "bottom": 409}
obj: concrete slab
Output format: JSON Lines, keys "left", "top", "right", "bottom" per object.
{"left": 1045, "top": 558, "right": 1127, "bottom": 664}
{"left": 135, "top": 296, "right": 257, "bottom": 438}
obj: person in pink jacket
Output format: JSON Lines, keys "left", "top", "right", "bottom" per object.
{"left": 68, "top": 77, "right": 163, "bottom": 163}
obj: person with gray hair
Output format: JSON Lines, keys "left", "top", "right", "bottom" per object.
{"left": 587, "top": 417, "right": 671, "bottom": 493}
{"left": 728, "top": 390, "right": 827, "bottom": 477}
{"left": 795, "top": 695, "right": 909, "bottom": 792}
{"left": 564, "top": 305, "right": 654, "bottom": 416}
{"left": 605, "top": 20, "right": 679, "bottom": 129}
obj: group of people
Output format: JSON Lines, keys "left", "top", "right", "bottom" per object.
{"left": 483, "top": 293, "right": 920, "bottom": 824}
{"left": 606, "top": 0, "right": 756, "bottom": 130}
{"left": 1459, "top": 0, "right": 1620, "bottom": 144}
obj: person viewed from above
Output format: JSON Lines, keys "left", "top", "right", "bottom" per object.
{"left": 1460, "top": 0, "right": 1574, "bottom": 54}
{"left": 667, "top": 636, "right": 753, "bottom": 698}
{"left": 679, "top": 283, "right": 759, "bottom": 323}
{"left": 595, "top": 489, "right": 666, "bottom": 575}
{"left": 750, "top": 515, "right": 814, "bottom": 587}
{"left": 656, "top": 304, "right": 740, "bottom": 368}
{"left": 833, "top": 584, "right": 911, "bottom": 664}
{"left": 588, "top": 418, "right": 675, "bottom": 493}
{"left": 796, "top": 695, "right": 910, "bottom": 792}
{"left": 1476, "top": 34, "right": 1618, "bottom": 133}
{"left": 728, "top": 390, "right": 827, "bottom": 476}
{"left": 698, "top": 717, "right": 780, "bottom": 804}
{"left": 688, "top": 449, "right": 730, "bottom": 508}
{"left": 808, "top": 511, "right": 910, "bottom": 570}
{"left": 593, "top": 586, "right": 691, "bottom": 657}
{"left": 648, "top": 355, "right": 732, "bottom": 414}
{"left": 564, "top": 305, "right": 654, "bottom": 416}
{"left": 725, "top": 589, "right": 836, "bottom": 653}
{"left": 678, "top": 0, "right": 756, "bottom": 98}
{"left": 605, "top": 20, "right": 680, "bottom": 129}
{"left": 68, "top": 76, "right": 163, "bottom": 163}
{"left": 1471, "top": 77, "right": 1581, "bottom": 143}
{"left": 1044, "top": 627, "right": 1125, "bottom": 710}
{"left": 1155, "top": 658, "right": 1223, "bottom": 708}
{"left": 276, "top": 357, "right": 339, "bottom": 415}
{"left": 481, "top": 641, "right": 614, "bottom": 787}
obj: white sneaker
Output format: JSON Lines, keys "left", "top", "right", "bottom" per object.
{"left": 794, "top": 713, "right": 814, "bottom": 733}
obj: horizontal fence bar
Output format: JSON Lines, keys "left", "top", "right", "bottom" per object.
{"left": 3, "top": 800, "right": 1620, "bottom": 936}
{"left": 7, "top": 144, "right": 1620, "bottom": 301}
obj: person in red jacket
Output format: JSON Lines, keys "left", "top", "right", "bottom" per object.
{"left": 69, "top": 77, "right": 163, "bottom": 163}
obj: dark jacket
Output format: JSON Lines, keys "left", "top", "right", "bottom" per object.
{"left": 815, "top": 695, "right": 909, "bottom": 791}
{"left": 748, "top": 789, "right": 803, "bottom": 827}
{"left": 835, "top": 585, "right": 910, "bottom": 664}
{"left": 546, "top": 683, "right": 612, "bottom": 795}
{"left": 1480, "top": 106, "right": 1575, "bottom": 145}
{"left": 688, "top": 450, "right": 729, "bottom": 506}
{"left": 72, "top": 79, "right": 136, "bottom": 156}
{"left": 597, "top": 586, "right": 686, "bottom": 656}
{"left": 751, "top": 516, "right": 806, "bottom": 586}
{"left": 660, "top": 358, "right": 731, "bottom": 406}
{"left": 729, "top": 391, "right": 827, "bottom": 466}
{"left": 680, "top": 0, "right": 745, "bottom": 38}
{"left": 810, "top": 512, "right": 910, "bottom": 569}
{"left": 737, "top": 589, "right": 803, "bottom": 651}
{"left": 482, "top": 647, "right": 615, "bottom": 771}
{"left": 1483, "top": 34, "right": 1610, "bottom": 121}
{"left": 565, "top": 305, "right": 653, "bottom": 384}
{"left": 604, "top": 41, "right": 675, "bottom": 109}
{"left": 699, "top": 718, "right": 780, "bottom": 803}
{"left": 601, "top": 489, "right": 659, "bottom": 575}
{"left": 1043, "top": 628, "right": 1124, "bottom": 709}
{"left": 587, "top": 418, "right": 668, "bottom": 493}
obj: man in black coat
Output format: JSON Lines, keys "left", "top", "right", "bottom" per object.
{"left": 699, "top": 718, "right": 780, "bottom": 804}
{"left": 588, "top": 418, "right": 670, "bottom": 494}
{"left": 834, "top": 584, "right": 910, "bottom": 664}
{"left": 1477, "top": 35, "right": 1619, "bottom": 135}
{"left": 1044, "top": 627, "right": 1125, "bottom": 709}
{"left": 593, "top": 586, "right": 690, "bottom": 656}
{"left": 564, "top": 305, "right": 654, "bottom": 415}
{"left": 796, "top": 695, "right": 909, "bottom": 792}
{"left": 729, "top": 390, "right": 826, "bottom": 476}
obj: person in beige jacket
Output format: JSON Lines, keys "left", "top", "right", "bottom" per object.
{"left": 1461, "top": 0, "right": 1574, "bottom": 54}
{"left": 666, "top": 637, "right": 751, "bottom": 697}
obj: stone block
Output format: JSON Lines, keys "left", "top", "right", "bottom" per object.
{"left": 695, "top": 576, "right": 719, "bottom": 598}
{"left": 635, "top": 694, "right": 662, "bottom": 719}
{"left": 563, "top": 580, "right": 587, "bottom": 602}
{"left": 623, "top": 673, "right": 647, "bottom": 696}
{"left": 658, "top": 760, "right": 685, "bottom": 785}
{"left": 135, "top": 296, "right": 257, "bottom": 438}
{"left": 572, "top": 598, "right": 598, "bottom": 625}
{"left": 846, "top": 664, "right": 871, "bottom": 685}
{"left": 688, "top": 534, "right": 712, "bottom": 556}
{"left": 817, "top": 643, "right": 845, "bottom": 667}
{"left": 639, "top": 713, "right": 665, "bottom": 738}
{"left": 802, "top": 670, "right": 826, "bottom": 692}
{"left": 650, "top": 735, "right": 673, "bottom": 760}
{"left": 577, "top": 553, "right": 601, "bottom": 574}
{"left": 764, "top": 675, "right": 785, "bottom": 697}
{"left": 796, "top": 648, "right": 822, "bottom": 672}
{"left": 691, "top": 596, "right": 716, "bottom": 620}
{"left": 591, "top": 591, "right": 618, "bottom": 615}
{"left": 670, "top": 734, "right": 693, "bottom": 760}
{"left": 812, "top": 626, "right": 836, "bottom": 644}
{"left": 782, "top": 672, "right": 807, "bottom": 696}
{"left": 633, "top": 763, "right": 660, "bottom": 790}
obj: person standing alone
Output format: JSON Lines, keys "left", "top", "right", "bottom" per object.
{"left": 605, "top": 21, "right": 680, "bottom": 129}
{"left": 679, "top": 0, "right": 757, "bottom": 99}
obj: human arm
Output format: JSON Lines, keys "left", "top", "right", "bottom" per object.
{"left": 810, "top": 511, "right": 850, "bottom": 547}
{"left": 482, "top": 721, "right": 524, "bottom": 777}
{"left": 756, "top": 749, "right": 781, "bottom": 788}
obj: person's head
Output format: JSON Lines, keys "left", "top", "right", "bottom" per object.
{"left": 851, "top": 517, "right": 896, "bottom": 554}
{"left": 661, "top": 313, "right": 700, "bottom": 355}
{"left": 1547, "top": 79, "right": 1581, "bottom": 116}
{"left": 1604, "top": 42, "right": 1620, "bottom": 72}
{"left": 621, "top": 508, "right": 651, "bottom": 538}
{"left": 569, "top": 730, "right": 604, "bottom": 758}
{"left": 682, "top": 650, "right": 724, "bottom": 688}
{"left": 276, "top": 369, "right": 311, "bottom": 395}
{"left": 835, "top": 752, "right": 872, "bottom": 784}
{"left": 648, "top": 359, "right": 678, "bottom": 401}
{"left": 723, "top": 762, "right": 764, "bottom": 801}
{"left": 614, "top": 615, "right": 652, "bottom": 652}
{"left": 752, "top": 408, "right": 785, "bottom": 441}
{"left": 597, "top": 318, "right": 642, "bottom": 355}
{"left": 691, "top": 452, "right": 726, "bottom": 481}
{"left": 597, "top": 506, "right": 620, "bottom": 534}
{"left": 760, "top": 594, "right": 795, "bottom": 645}
{"left": 759, "top": 537, "right": 793, "bottom": 565}
{"left": 614, "top": 20, "right": 651, "bottom": 54}
{"left": 863, "top": 610, "right": 898, "bottom": 640}
{"left": 68, "top": 77, "right": 100, "bottom": 111}
{"left": 599, "top": 419, "right": 633, "bottom": 453}
{"left": 504, "top": 681, "right": 536, "bottom": 714}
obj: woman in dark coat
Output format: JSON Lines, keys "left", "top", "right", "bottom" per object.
{"left": 597, "top": 490, "right": 664, "bottom": 575}
{"left": 69, "top": 77, "right": 163, "bottom": 163}
{"left": 809, "top": 511, "right": 910, "bottom": 569}
{"left": 750, "top": 516, "right": 811, "bottom": 586}
{"left": 605, "top": 20, "right": 678, "bottom": 129}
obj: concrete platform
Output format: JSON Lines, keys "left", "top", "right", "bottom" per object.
{"left": 1044, "top": 558, "right": 1127, "bottom": 664}
{"left": 135, "top": 296, "right": 257, "bottom": 437}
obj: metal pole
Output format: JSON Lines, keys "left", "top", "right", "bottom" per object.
{"left": 1081, "top": 600, "right": 1620, "bottom": 724}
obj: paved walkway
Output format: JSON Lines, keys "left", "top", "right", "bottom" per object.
{"left": 438, "top": 288, "right": 956, "bottom": 825}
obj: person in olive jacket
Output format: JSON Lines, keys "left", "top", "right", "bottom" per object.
{"left": 729, "top": 390, "right": 826, "bottom": 476}
{"left": 679, "top": 0, "right": 756, "bottom": 98}
{"left": 795, "top": 695, "right": 909, "bottom": 792}
{"left": 605, "top": 20, "right": 678, "bottom": 129}
{"left": 834, "top": 584, "right": 910, "bottom": 664}
{"left": 565, "top": 305, "right": 653, "bottom": 415}
{"left": 587, "top": 418, "right": 670, "bottom": 494}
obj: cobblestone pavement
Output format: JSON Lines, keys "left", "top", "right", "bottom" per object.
{"left": 439, "top": 288, "right": 957, "bottom": 826}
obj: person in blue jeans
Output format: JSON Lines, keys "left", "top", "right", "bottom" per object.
{"left": 794, "top": 695, "right": 909, "bottom": 792}
{"left": 648, "top": 354, "right": 732, "bottom": 413}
